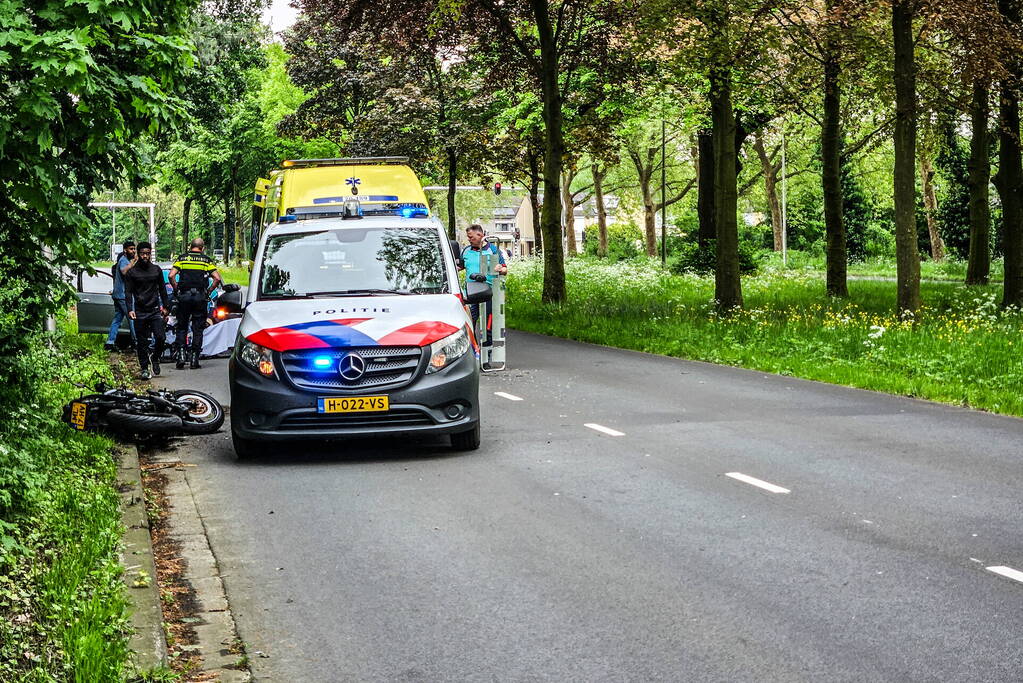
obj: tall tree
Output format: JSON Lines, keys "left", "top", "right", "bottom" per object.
{"left": 892, "top": 0, "right": 921, "bottom": 314}
{"left": 966, "top": 81, "right": 992, "bottom": 284}
{"left": 821, "top": 0, "right": 849, "bottom": 295}
{"left": 318, "top": 0, "right": 631, "bottom": 303}
{"left": 624, "top": 117, "right": 698, "bottom": 257}
{"left": 753, "top": 133, "right": 784, "bottom": 251}
{"left": 994, "top": 0, "right": 1023, "bottom": 307}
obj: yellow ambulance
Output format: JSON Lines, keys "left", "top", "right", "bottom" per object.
{"left": 251, "top": 157, "right": 430, "bottom": 252}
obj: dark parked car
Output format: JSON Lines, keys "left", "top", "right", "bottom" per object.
{"left": 75, "top": 264, "right": 172, "bottom": 345}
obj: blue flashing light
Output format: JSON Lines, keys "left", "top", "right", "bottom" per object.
{"left": 278, "top": 215, "right": 297, "bottom": 223}
{"left": 312, "top": 355, "right": 333, "bottom": 369}
{"left": 398, "top": 207, "right": 429, "bottom": 218}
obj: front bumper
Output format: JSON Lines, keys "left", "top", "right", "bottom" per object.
{"left": 229, "top": 348, "right": 479, "bottom": 441}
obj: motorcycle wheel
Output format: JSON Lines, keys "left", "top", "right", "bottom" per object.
{"left": 172, "top": 390, "right": 225, "bottom": 434}
{"left": 106, "top": 409, "right": 183, "bottom": 435}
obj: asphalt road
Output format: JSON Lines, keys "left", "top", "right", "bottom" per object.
{"left": 154, "top": 330, "right": 1023, "bottom": 682}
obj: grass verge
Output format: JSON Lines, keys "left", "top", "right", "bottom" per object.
{"left": 217, "top": 264, "right": 249, "bottom": 287}
{"left": 0, "top": 322, "right": 133, "bottom": 681}
{"left": 760, "top": 250, "right": 1005, "bottom": 282}
{"left": 507, "top": 257, "right": 1023, "bottom": 417}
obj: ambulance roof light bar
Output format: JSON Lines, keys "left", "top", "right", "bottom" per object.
{"left": 281, "top": 157, "right": 410, "bottom": 169}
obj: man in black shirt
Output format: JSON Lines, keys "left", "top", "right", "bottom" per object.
{"left": 125, "top": 242, "right": 170, "bottom": 380}
{"left": 169, "top": 238, "right": 221, "bottom": 369}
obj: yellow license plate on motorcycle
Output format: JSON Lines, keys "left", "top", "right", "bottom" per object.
{"left": 70, "top": 402, "right": 88, "bottom": 430}
{"left": 317, "top": 396, "right": 389, "bottom": 413}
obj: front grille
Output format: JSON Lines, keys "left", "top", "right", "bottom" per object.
{"left": 281, "top": 346, "right": 423, "bottom": 392}
{"left": 278, "top": 409, "right": 434, "bottom": 430}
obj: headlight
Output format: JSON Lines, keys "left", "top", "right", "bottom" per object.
{"left": 425, "top": 329, "right": 469, "bottom": 374}
{"left": 239, "top": 338, "right": 276, "bottom": 378}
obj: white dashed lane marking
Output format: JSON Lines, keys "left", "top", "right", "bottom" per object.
{"left": 987, "top": 566, "right": 1023, "bottom": 584}
{"left": 725, "top": 472, "right": 791, "bottom": 494}
{"left": 584, "top": 423, "right": 625, "bottom": 437}
{"left": 494, "top": 392, "right": 523, "bottom": 401}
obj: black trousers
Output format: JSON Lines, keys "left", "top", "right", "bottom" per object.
{"left": 134, "top": 311, "right": 166, "bottom": 370}
{"left": 175, "top": 290, "right": 207, "bottom": 355}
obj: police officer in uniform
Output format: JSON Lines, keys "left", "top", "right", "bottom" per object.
{"left": 169, "top": 238, "right": 221, "bottom": 369}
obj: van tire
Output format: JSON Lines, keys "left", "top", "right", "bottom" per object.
{"left": 450, "top": 422, "right": 480, "bottom": 451}
{"left": 232, "top": 429, "right": 262, "bottom": 460}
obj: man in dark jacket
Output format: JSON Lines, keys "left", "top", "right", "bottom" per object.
{"left": 125, "top": 242, "right": 170, "bottom": 380}
{"left": 169, "top": 238, "right": 221, "bottom": 369}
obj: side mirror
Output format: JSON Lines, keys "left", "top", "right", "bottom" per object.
{"left": 449, "top": 240, "right": 463, "bottom": 269}
{"left": 222, "top": 283, "right": 240, "bottom": 293}
{"left": 219, "top": 288, "right": 245, "bottom": 313}
{"left": 464, "top": 279, "right": 492, "bottom": 304}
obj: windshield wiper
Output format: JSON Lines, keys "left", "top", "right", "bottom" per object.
{"left": 304, "top": 289, "right": 413, "bottom": 297}
{"left": 260, "top": 293, "right": 313, "bottom": 300}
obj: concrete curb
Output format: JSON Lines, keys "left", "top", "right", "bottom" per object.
{"left": 116, "top": 443, "right": 169, "bottom": 675}
{"left": 147, "top": 449, "right": 252, "bottom": 682}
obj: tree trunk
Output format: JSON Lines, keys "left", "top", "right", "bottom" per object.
{"left": 966, "top": 79, "right": 991, "bottom": 285}
{"left": 223, "top": 196, "right": 231, "bottom": 264}
{"left": 562, "top": 161, "right": 580, "bottom": 257}
{"left": 892, "top": 0, "right": 921, "bottom": 315}
{"left": 182, "top": 196, "right": 192, "bottom": 254}
{"left": 710, "top": 62, "right": 743, "bottom": 310}
{"left": 233, "top": 184, "right": 243, "bottom": 266}
{"left": 628, "top": 147, "right": 658, "bottom": 256}
{"left": 642, "top": 182, "right": 656, "bottom": 257}
{"left": 529, "top": 170, "right": 542, "bottom": 255}
{"left": 919, "top": 154, "right": 945, "bottom": 261}
{"left": 562, "top": 171, "right": 577, "bottom": 256}
{"left": 531, "top": 0, "right": 566, "bottom": 303}
{"left": 198, "top": 197, "right": 210, "bottom": 248}
{"left": 446, "top": 147, "right": 458, "bottom": 240}
{"left": 169, "top": 216, "right": 176, "bottom": 259}
{"left": 753, "top": 134, "right": 783, "bottom": 251}
{"left": 527, "top": 151, "right": 542, "bottom": 255}
{"left": 995, "top": 0, "right": 1023, "bottom": 307}
{"left": 697, "top": 129, "right": 716, "bottom": 247}
{"left": 594, "top": 165, "right": 608, "bottom": 257}
{"left": 822, "top": 8, "right": 848, "bottom": 297}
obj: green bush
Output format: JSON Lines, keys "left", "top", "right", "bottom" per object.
{"left": 668, "top": 238, "right": 762, "bottom": 276}
{"left": 584, "top": 221, "right": 644, "bottom": 261}
{"left": 0, "top": 326, "right": 131, "bottom": 681}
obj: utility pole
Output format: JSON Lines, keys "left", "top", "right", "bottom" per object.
{"left": 661, "top": 118, "right": 667, "bottom": 266}
{"left": 781, "top": 124, "right": 788, "bottom": 267}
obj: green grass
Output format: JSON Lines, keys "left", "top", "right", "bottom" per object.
{"left": 0, "top": 321, "right": 133, "bottom": 681}
{"left": 217, "top": 263, "right": 250, "bottom": 286}
{"left": 507, "top": 257, "right": 1023, "bottom": 416}
{"left": 760, "top": 250, "right": 1005, "bottom": 282}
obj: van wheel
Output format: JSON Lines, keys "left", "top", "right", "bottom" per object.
{"left": 232, "top": 429, "right": 262, "bottom": 460}
{"left": 450, "top": 422, "right": 480, "bottom": 451}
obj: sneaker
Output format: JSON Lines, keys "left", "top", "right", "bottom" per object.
{"left": 103, "top": 343, "right": 116, "bottom": 352}
{"left": 152, "top": 360, "right": 161, "bottom": 376}
{"left": 190, "top": 357, "right": 201, "bottom": 369}
{"left": 140, "top": 369, "right": 152, "bottom": 380}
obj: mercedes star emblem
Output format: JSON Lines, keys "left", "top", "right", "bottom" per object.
{"left": 338, "top": 352, "right": 367, "bottom": 381}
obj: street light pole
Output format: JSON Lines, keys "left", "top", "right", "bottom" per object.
{"left": 781, "top": 124, "right": 788, "bottom": 267}
{"left": 661, "top": 118, "right": 667, "bottom": 266}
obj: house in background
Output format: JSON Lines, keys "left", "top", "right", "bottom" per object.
{"left": 482, "top": 194, "right": 624, "bottom": 256}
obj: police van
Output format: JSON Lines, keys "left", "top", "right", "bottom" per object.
{"left": 220, "top": 158, "right": 491, "bottom": 457}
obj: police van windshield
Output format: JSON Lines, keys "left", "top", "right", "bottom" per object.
{"left": 259, "top": 227, "right": 448, "bottom": 298}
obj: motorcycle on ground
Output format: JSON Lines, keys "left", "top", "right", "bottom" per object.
{"left": 62, "top": 382, "right": 224, "bottom": 438}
